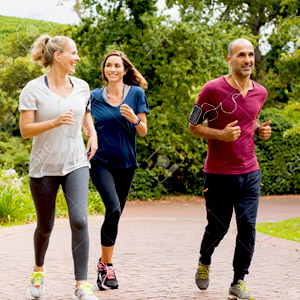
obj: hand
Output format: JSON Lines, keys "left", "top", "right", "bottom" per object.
{"left": 219, "top": 120, "right": 241, "bottom": 142}
{"left": 120, "top": 104, "right": 138, "bottom": 124}
{"left": 54, "top": 110, "right": 75, "bottom": 127}
{"left": 86, "top": 134, "right": 98, "bottom": 161}
{"left": 258, "top": 120, "right": 272, "bottom": 140}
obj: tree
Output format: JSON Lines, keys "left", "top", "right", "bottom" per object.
{"left": 166, "top": 0, "right": 300, "bottom": 78}
{"left": 70, "top": 0, "right": 254, "bottom": 194}
{"left": 70, "top": 0, "right": 158, "bottom": 28}
{"left": 0, "top": 55, "right": 43, "bottom": 135}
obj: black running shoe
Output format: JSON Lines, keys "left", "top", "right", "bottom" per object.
{"left": 96, "top": 260, "right": 119, "bottom": 290}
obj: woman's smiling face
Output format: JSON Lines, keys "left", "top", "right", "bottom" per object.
{"left": 104, "top": 55, "right": 126, "bottom": 83}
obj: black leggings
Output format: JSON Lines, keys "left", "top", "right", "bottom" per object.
{"left": 29, "top": 167, "right": 89, "bottom": 281}
{"left": 90, "top": 161, "right": 135, "bottom": 247}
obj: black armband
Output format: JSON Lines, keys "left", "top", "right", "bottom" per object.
{"left": 189, "top": 104, "right": 203, "bottom": 125}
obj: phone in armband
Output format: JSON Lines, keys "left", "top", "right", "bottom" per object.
{"left": 189, "top": 104, "right": 203, "bottom": 125}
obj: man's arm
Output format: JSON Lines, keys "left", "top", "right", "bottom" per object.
{"left": 188, "top": 120, "right": 241, "bottom": 142}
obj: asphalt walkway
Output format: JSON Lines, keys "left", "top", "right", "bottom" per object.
{"left": 1, "top": 195, "right": 300, "bottom": 300}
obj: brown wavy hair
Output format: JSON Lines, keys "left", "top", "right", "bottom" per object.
{"left": 102, "top": 51, "right": 148, "bottom": 90}
{"left": 31, "top": 35, "right": 74, "bottom": 68}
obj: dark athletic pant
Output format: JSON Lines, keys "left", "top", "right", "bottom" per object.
{"left": 90, "top": 160, "right": 135, "bottom": 247}
{"left": 29, "top": 167, "right": 89, "bottom": 281}
{"left": 199, "top": 170, "right": 262, "bottom": 282}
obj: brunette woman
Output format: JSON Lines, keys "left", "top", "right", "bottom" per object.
{"left": 90, "top": 51, "right": 149, "bottom": 290}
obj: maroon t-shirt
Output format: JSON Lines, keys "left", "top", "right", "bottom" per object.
{"left": 196, "top": 76, "right": 267, "bottom": 174}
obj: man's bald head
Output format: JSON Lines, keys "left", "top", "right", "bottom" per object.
{"left": 228, "top": 38, "right": 254, "bottom": 56}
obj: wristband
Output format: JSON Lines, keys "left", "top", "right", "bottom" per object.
{"left": 133, "top": 116, "right": 141, "bottom": 126}
{"left": 255, "top": 126, "right": 260, "bottom": 136}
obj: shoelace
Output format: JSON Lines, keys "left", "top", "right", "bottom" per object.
{"left": 237, "top": 281, "right": 250, "bottom": 294}
{"left": 30, "top": 272, "right": 46, "bottom": 287}
{"left": 98, "top": 261, "right": 116, "bottom": 280}
{"left": 198, "top": 265, "right": 209, "bottom": 280}
{"left": 106, "top": 266, "right": 116, "bottom": 280}
{"left": 78, "top": 282, "right": 94, "bottom": 296}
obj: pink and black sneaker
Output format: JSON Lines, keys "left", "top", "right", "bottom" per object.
{"left": 96, "top": 260, "right": 119, "bottom": 290}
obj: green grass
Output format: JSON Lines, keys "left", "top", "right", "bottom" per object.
{"left": 0, "top": 15, "right": 66, "bottom": 53}
{"left": 256, "top": 217, "right": 300, "bottom": 242}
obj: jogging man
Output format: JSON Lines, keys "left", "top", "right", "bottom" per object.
{"left": 188, "top": 38, "right": 272, "bottom": 300}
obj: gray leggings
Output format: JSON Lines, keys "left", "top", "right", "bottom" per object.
{"left": 29, "top": 167, "right": 89, "bottom": 280}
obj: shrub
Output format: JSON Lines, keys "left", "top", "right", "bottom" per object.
{"left": 0, "top": 169, "right": 105, "bottom": 226}
{"left": 0, "top": 169, "right": 34, "bottom": 225}
{"left": 256, "top": 108, "right": 300, "bottom": 195}
{"left": 128, "top": 168, "right": 168, "bottom": 200}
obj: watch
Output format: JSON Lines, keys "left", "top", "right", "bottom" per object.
{"left": 133, "top": 116, "right": 141, "bottom": 126}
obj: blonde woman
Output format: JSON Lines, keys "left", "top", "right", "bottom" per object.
{"left": 19, "top": 35, "right": 98, "bottom": 300}
{"left": 90, "top": 51, "right": 149, "bottom": 290}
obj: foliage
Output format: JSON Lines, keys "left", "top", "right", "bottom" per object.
{"left": 0, "top": 89, "right": 19, "bottom": 138}
{"left": 0, "top": 169, "right": 35, "bottom": 225}
{"left": 0, "top": 56, "right": 43, "bottom": 135}
{"left": 265, "top": 15, "right": 300, "bottom": 105}
{"left": 81, "top": 0, "right": 158, "bottom": 28}
{"left": 0, "top": 16, "right": 67, "bottom": 135}
{"left": 0, "top": 3, "right": 299, "bottom": 204}
{"left": 0, "top": 169, "right": 105, "bottom": 226}
{"left": 256, "top": 108, "right": 300, "bottom": 195}
{"left": 256, "top": 216, "right": 300, "bottom": 242}
{"left": 128, "top": 168, "right": 168, "bottom": 200}
{"left": 165, "top": 0, "right": 300, "bottom": 95}
{"left": 70, "top": 4, "right": 254, "bottom": 198}
{"left": 165, "top": 0, "right": 300, "bottom": 38}
{"left": 0, "top": 137, "right": 31, "bottom": 173}
{"left": 0, "top": 15, "right": 66, "bottom": 56}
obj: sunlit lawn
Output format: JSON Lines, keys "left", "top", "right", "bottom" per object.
{"left": 256, "top": 217, "right": 300, "bottom": 242}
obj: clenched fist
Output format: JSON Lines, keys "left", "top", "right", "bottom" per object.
{"left": 219, "top": 120, "right": 241, "bottom": 142}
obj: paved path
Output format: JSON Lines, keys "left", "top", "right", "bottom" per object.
{"left": 1, "top": 196, "right": 300, "bottom": 300}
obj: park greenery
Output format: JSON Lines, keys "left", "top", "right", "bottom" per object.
{"left": 0, "top": 0, "right": 300, "bottom": 225}
{"left": 257, "top": 217, "right": 300, "bottom": 242}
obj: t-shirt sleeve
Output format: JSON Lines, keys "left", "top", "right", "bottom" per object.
{"left": 90, "top": 90, "right": 96, "bottom": 105}
{"left": 194, "top": 83, "right": 218, "bottom": 123}
{"left": 136, "top": 89, "right": 149, "bottom": 115}
{"left": 86, "top": 97, "right": 91, "bottom": 112}
{"left": 260, "top": 88, "right": 268, "bottom": 110}
{"left": 256, "top": 87, "right": 268, "bottom": 118}
{"left": 84, "top": 82, "right": 91, "bottom": 112}
{"left": 18, "top": 83, "right": 37, "bottom": 111}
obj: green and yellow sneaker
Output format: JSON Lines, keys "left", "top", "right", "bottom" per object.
{"left": 195, "top": 263, "right": 210, "bottom": 290}
{"left": 228, "top": 280, "right": 255, "bottom": 300}
{"left": 73, "top": 282, "right": 98, "bottom": 300}
{"left": 30, "top": 270, "right": 46, "bottom": 298}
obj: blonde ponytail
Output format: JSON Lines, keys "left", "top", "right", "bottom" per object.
{"left": 31, "top": 35, "right": 73, "bottom": 68}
